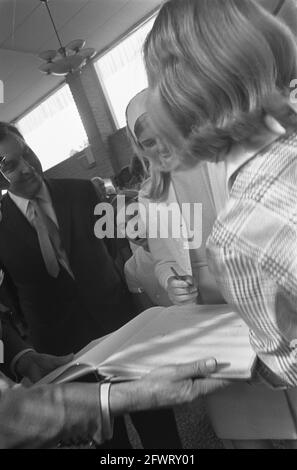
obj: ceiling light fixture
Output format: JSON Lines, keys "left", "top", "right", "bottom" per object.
{"left": 38, "top": 0, "right": 96, "bottom": 76}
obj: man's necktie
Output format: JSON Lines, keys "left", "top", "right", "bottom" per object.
{"left": 29, "top": 199, "right": 60, "bottom": 278}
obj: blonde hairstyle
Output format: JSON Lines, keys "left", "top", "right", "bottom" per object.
{"left": 126, "top": 100, "right": 171, "bottom": 201}
{"left": 143, "top": 0, "right": 297, "bottom": 163}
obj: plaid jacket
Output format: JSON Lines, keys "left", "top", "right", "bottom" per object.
{"left": 207, "top": 131, "right": 297, "bottom": 388}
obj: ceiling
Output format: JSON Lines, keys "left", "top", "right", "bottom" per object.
{"left": 0, "top": 0, "right": 162, "bottom": 122}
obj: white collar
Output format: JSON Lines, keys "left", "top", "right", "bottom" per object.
{"left": 8, "top": 181, "right": 49, "bottom": 214}
{"left": 8, "top": 191, "right": 30, "bottom": 215}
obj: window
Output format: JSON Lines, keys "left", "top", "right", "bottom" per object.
{"left": 16, "top": 84, "right": 89, "bottom": 171}
{"left": 94, "top": 14, "right": 156, "bottom": 129}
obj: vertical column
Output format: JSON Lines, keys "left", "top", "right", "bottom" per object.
{"left": 66, "top": 69, "right": 114, "bottom": 176}
{"left": 79, "top": 62, "right": 117, "bottom": 145}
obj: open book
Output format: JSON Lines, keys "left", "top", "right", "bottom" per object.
{"left": 39, "top": 304, "right": 257, "bottom": 385}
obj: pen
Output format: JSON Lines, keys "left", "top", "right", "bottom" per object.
{"left": 215, "top": 362, "right": 231, "bottom": 372}
{"left": 170, "top": 267, "right": 194, "bottom": 287}
{"left": 170, "top": 266, "right": 205, "bottom": 304}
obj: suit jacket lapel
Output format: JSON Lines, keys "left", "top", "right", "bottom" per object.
{"left": 0, "top": 195, "right": 39, "bottom": 251}
{"left": 45, "top": 179, "right": 72, "bottom": 257}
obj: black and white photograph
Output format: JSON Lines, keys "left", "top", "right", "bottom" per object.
{"left": 1, "top": 0, "right": 297, "bottom": 451}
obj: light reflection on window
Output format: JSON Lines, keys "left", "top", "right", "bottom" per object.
{"left": 94, "top": 15, "right": 156, "bottom": 129}
{"left": 16, "top": 84, "right": 89, "bottom": 171}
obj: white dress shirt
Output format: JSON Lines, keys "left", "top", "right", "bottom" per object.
{"left": 8, "top": 182, "right": 74, "bottom": 279}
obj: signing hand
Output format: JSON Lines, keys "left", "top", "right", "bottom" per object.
{"left": 167, "top": 275, "right": 198, "bottom": 305}
{"left": 15, "top": 351, "right": 74, "bottom": 384}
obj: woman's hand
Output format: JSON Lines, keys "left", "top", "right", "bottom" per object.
{"left": 167, "top": 275, "right": 198, "bottom": 305}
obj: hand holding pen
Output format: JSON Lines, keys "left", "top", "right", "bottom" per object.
{"left": 167, "top": 267, "right": 199, "bottom": 306}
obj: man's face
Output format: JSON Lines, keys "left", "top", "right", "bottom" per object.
{"left": 0, "top": 134, "right": 43, "bottom": 199}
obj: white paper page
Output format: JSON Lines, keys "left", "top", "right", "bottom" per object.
{"left": 98, "top": 305, "right": 256, "bottom": 380}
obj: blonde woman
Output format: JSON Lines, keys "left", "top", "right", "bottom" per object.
{"left": 125, "top": 90, "right": 295, "bottom": 449}
{"left": 126, "top": 90, "right": 226, "bottom": 306}
{"left": 142, "top": 0, "right": 297, "bottom": 447}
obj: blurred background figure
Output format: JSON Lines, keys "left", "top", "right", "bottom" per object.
{"left": 91, "top": 176, "right": 106, "bottom": 200}
{"left": 91, "top": 176, "right": 117, "bottom": 202}
{"left": 114, "top": 156, "right": 149, "bottom": 192}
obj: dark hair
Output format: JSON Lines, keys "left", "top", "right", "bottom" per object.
{"left": 0, "top": 122, "right": 24, "bottom": 142}
{"left": 0, "top": 121, "right": 43, "bottom": 177}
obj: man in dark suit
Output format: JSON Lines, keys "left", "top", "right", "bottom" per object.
{"left": 0, "top": 125, "right": 135, "bottom": 356}
{"left": 0, "top": 122, "right": 181, "bottom": 449}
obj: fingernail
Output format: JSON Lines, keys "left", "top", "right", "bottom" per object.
{"left": 205, "top": 358, "right": 217, "bottom": 371}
